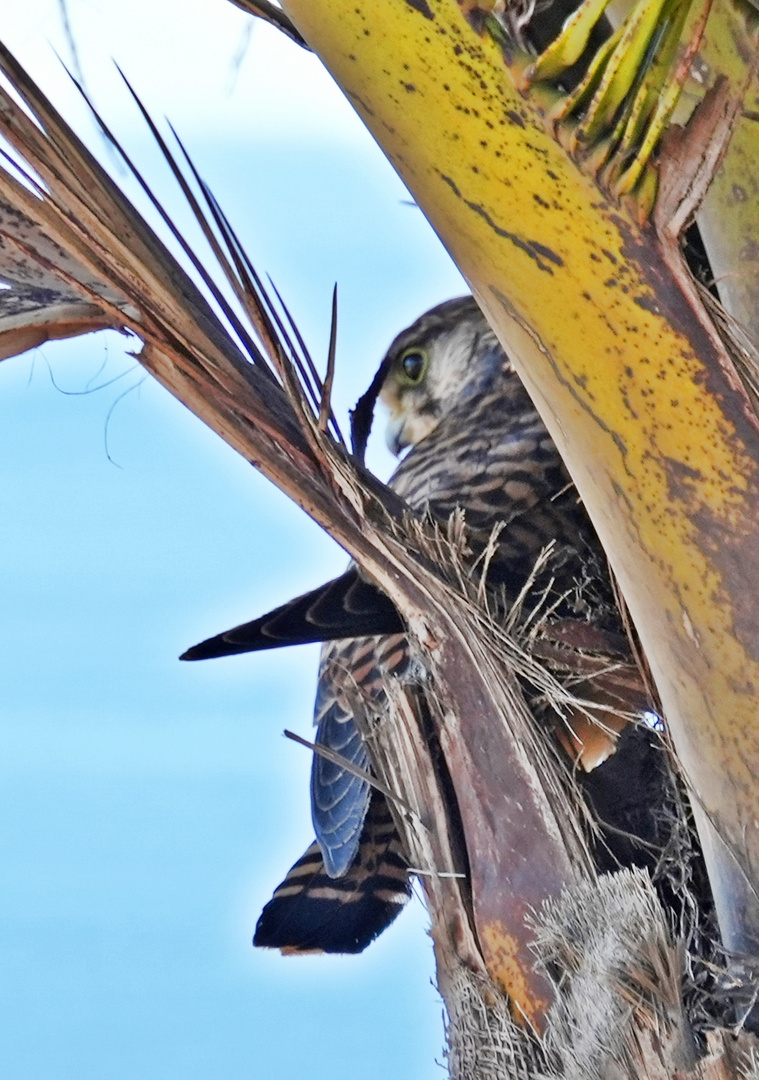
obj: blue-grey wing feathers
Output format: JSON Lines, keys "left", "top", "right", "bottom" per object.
{"left": 311, "top": 634, "right": 409, "bottom": 878}
{"left": 311, "top": 667, "right": 371, "bottom": 878}
{"left": 253, "top": 793, "right": 410, "bottom": 954}
{"left": 180, "top": 296, "right": 673, "bottom": 955}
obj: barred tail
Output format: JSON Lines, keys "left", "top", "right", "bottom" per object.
{"left": 254, "top": 795, "right": 410, "bottom": 954}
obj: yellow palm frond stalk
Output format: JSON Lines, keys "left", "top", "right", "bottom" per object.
{"left": 0, "top": 35, "right": 595, "bottom": 1050}
{"left": 279, "top": 0, "right": 759, "bottom": 998}
{"left": 3, "top": 0, "right": 759, "bottom": 1071}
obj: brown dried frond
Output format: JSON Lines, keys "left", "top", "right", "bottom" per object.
{"left": 698, "top": 281, "right": 759, "bottom": 428}
{"left": 226, "top": 0, "right": 310, "bottom": 49}
{"left": 443, "top": 964, "right": 545, "bottom": 1080}
{"left": 535, "top": 869, "right": 697, "bottom": 1080}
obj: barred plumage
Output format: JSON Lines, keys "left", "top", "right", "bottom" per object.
{"left": 185, "top": 296, "right": 670, "bottom": 954}
{"left": 253, "top": 794, "right": 410, "bottom": 954}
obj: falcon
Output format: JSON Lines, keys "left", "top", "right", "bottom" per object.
{"left": 182, "top": 296, "right": 673, "bottom": 954}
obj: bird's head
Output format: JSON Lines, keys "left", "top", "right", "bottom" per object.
{"left": 378, "top": 296, "right": 503, "bottom": 455}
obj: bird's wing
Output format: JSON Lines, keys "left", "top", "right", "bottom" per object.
{"left": 311, "top": 632, "right": 409, "bottom": 878}
{"left": 180, "top": 395, "right": 609, "bottom": 665}
{"left": 253, "top": 792, "right": 410, "bottom": 954}
{"left": 180, "top": 568, "right": 402, "bottom": 660}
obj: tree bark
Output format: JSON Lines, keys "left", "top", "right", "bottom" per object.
{"left": 2, "top": 1, "right": 759, "bottom": 1073}
{"left": 279, "top": 0, "right": 759, "bottom": 1000}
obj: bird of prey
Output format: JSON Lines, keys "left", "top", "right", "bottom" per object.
{"left": 182, "top": 296, "right": 672, "bottom": 954}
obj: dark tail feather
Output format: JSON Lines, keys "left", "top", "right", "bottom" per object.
{"left": 253, "top": 795, "right": 411, "bottom": 954}
{"left": 181, "top": 569, "right": 403, "bottom": 660}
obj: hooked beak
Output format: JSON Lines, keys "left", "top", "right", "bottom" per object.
{"left": 385, "top": 414, "right": 408, "bottom": 456}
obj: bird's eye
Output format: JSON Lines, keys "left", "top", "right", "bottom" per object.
{"left": 399, "top": 349, "right": 427, "bottom": 384}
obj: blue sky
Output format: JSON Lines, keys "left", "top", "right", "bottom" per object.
{"left": 0, "top": 3, "right": 467, "bottom": 1077}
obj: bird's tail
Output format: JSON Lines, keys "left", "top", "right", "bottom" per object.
{"left": 253, "top": 794, "right": 411, "bottom": 954}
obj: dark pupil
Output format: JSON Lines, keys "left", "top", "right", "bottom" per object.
{"left": 402, "top": 352, "right": 424, "bottom": 381}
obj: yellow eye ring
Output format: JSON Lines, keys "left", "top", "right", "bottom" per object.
{"left": 398, "top": 348, "right": 427, "bottom": 385}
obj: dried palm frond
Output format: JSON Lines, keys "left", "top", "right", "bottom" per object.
{"left": 227, "top": 0, "right": 309, "bottom": 48}
{"left": 0, "top": 40, "right": 598, "bottom": 1030}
